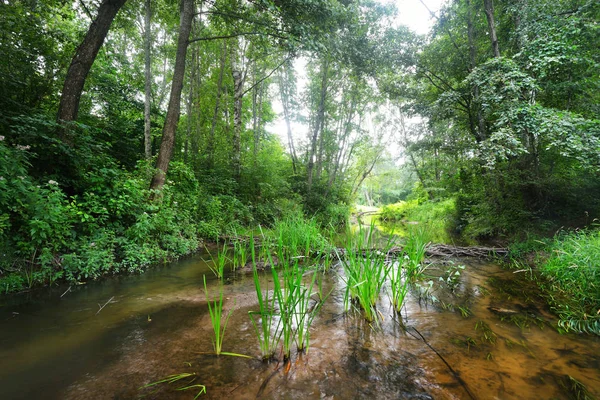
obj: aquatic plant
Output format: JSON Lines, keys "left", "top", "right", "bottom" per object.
{"left": 340, "top": 222, "right": 394, "bottom": 322}
{"left": 403, "top": 227, "right": 429, "bottom": 281}
{"left": 294, "top": 269, "right": 326, "bottom": 353}
{"left": 440, "top": 263, "right": 466, "bottom": 292}
{"left": 231, "top": 236, "right": 248, "bottom": 271}
{"left": 389, "top": 258, "right": 409, "bottom": 314}
{"left": 141, "top": 372, "right": 206, "bottom": 399}
{"left": 475, "top": 320, "right": 497, "bottom": 345}
{"left": 561, "top": 375, "right": 595, "bottom": 400}
{"left": 203, "top": 275, "right": 233, "bottom": 356}
{"left": 204, "top": 242, "right": 229, "bottom": 279}
{"left": 273, "top": 215, "right": 329, "bottom": 259}
{"left": 248, "top": 233, "right": 281, "bottom": 361}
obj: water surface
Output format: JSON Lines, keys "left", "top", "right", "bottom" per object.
{"left": 0, "top": 249, "right": 598, "bottom": 399}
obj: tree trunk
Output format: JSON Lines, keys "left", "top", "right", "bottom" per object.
{"left": 206, "top": 42, "right": 227, "bottom": 170}
{"left": 279, "top": 68, "right": 298, "bottom": 173}
{"left": 143, "top": 0, "right": 152, "bottom": 159}
{"left": 184, "top": 44, "right": 197, "bottom": 164}
{"left": 231, "top": 48, "right": 246, "bottom": 182}
{"left": 57, "top": 0, "right": 127, "bottom": 127}
{"left": 149, "top": 0, "right": 194, "bottom": 191}
{"left": 483, "top": 0, "right": 500, "bottom": 58}
{"left": 467, "top": 0, "right": 486, "bottom": 141}
{"left": 307, "top": 58, "right": 329, "bottom": 191}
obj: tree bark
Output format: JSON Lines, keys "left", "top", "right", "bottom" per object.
{"left": 206, "top": 42, "right": 227, "bottom": 170}
{"left": 279, "top": 67, "right": 298, "bottom": 173}
{"left": 231, "top": 45, "right": 246, "bottom": 182}
{"left": 467, "top": 0, "right": 486, "bottom": 141}
{"left": 307, "top": 58, "right": 329, "bottom": 191}
{"left": 150, "top": 0, "right": 194, "bottom": 191}
{"left": 483, "top": 0, "right": 500, "bottom": 58}
{"left": 143, "top": 0, "right": 152, "bottom": 159}
{"left": 57, "top": 0, "right": 127, "bottom": 126}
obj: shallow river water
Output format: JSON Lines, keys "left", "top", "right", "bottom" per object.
{"left": 0, "top": 247, "right": 599, "bottom": 399}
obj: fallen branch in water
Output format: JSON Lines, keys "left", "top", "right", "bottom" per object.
{"left": 96, "top": 296, "right": 114, "bottom": 316}
{"left": 332, "top": 244, "right": 507, "bottom": 260}
{"left": 60, "top": 286, "right": 71, "bottom": 298}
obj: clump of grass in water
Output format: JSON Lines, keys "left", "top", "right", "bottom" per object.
{"left": 475, "top": 320, "right": 497, "bottom": 345}
{"left": 140, "top": 372, "right": 206, "bottom": 399}
{"left": 248, "top": 233, "right": 281, "bottom": 361}
{"left": 203, "top": 275, "right": 233, "bottom": 356}
{"left": 204, "top": 242, "right": 229, "bottom": 279}
{"left": 249, "top": 227, "right": 326, "bottom": 361}
{"left": 389, "top": 258, "right": 409, "bottom": 314}
{"left": 231, "top": 233, "right": 248, "bottom": 271}
{"left": 273, "top": 215, "right": 329, "bottom": 260}
{"left": 404, "top": 226, "right": 429, "bottom": 282}
{"left": 561, "top": 375, "right": 596, "bottom": 400}
{"left": 340, "top": 222, "right": 395, "bottom": 322}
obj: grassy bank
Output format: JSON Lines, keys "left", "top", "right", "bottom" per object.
{"left": 509, "top": 229, "right": 600, "bottom": 335}
{"left": 378, "top": 198, "right": 457, "bottom": 244}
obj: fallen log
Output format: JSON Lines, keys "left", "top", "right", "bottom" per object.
{"left": 332, "top": 244, "right": 507, "bottom": 260}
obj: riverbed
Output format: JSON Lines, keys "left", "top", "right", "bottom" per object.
{"left": 0, "top": 248, "right": 598, "bottom": 399}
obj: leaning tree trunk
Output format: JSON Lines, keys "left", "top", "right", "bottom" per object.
{"left": 143, "top": 0, "right": 152, "bottom": 159}
{"left": 483, "top": 0, "right": 500, "bottom": 58}
{"left": 57, "top": 0, "right": 127, "bottom": 127}
{"left": 149, "top": 0, "right": 194, "bottom": 191}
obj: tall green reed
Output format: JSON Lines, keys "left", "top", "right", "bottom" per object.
{"left": 404, "top": 227, "right": 429, "bottom": 281}
{"left": 205, "top": 242, "right": 229, "bottom": 279}
{"left": 248, "top": 233, "right": 281, "bottom": 361}
{"left": 389, "top": 258, "right": 410, "bottom": 314}
{"left": 203, "top": 275, "right": 233, "bottom": 356}
{"left": 340, "top": 222, "right": 395, "bottom": 322}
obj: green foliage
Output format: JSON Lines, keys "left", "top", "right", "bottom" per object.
{"left": 379, "top": 198, "right": 456, "bottom": 243}
{"left": 340, "top": 222, "right": 395, "bottom": 322}
{"left": 540, "top": 229, "right": 600, "bottom": 335}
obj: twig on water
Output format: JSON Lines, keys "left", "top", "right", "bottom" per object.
{"left": 408, "top": 326, "right": 477, "bottom": 400}
{"left": 96, "top": 296, "right": 114, "bottom": 316}
{"left": 60, "top": 286, "right": 71, "bottom": 298}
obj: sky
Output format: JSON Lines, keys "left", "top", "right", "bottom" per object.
{"left": 267, "top": 0, "right": 446, "bottom": 153}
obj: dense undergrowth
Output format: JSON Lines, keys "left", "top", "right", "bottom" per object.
{"left": 0, "top": 134, "right": 349, "bottom": 294}
{"left": 509, "top": 229, "right": 600, "bottom": 335}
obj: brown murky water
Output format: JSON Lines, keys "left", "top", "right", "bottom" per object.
{"left": 0, "top": 249, "right": 599, "bottom": 400}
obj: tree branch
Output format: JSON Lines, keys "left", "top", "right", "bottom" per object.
{"left": 242, "top": 56, "right": 292, "bottom": 97}
{"left": 189, "top": 31, "right": 289, "bottom": 44}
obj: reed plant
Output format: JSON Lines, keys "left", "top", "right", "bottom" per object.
{"left": 273, "top": 215, "right": 330, "bottom": 259}
{"left": 293, "top": 268, "right": 325, "bottom": 353}
{"left": 340, "top": 222, "right": 395, "bottom": 322}
{"left": 231, "top": 236, "right": 248, "bottom": 271}
{"left": 141, "top": 372, "right": 206, "bottom": 399}
{"left": 248, "top": 233, "right": 281, "bottom": 361}
{"left": 203, "top": 275, "right": 233, "bottom": 356}
{"left": 205, "top": 242, "right": 229, "bottom": 279}
{"left": 269, "top": 258, "right": 297, "bottom": 360}
{"left": 389, "top": 258, "right": 410, "bottom": 314}
{"left": 403, "top": 227, "right": 429, "bottom": 281}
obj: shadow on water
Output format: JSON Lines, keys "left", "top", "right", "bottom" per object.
{"left": 0, "top": 243, "right": 599, "bottom": 399}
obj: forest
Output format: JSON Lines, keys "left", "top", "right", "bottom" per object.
{"left": 0, "top": 0, "right": 599, "bottom": 397}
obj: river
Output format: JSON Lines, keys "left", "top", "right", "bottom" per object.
{"left": 0, "top": 245, "right": 599, "bottom": 399}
